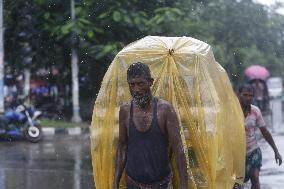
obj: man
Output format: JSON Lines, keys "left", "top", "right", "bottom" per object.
{"left": 249, "top": 79, "right": 269, "bottom": 112}
{"left": 238, "top": 84, "right": 282, "bottom": 189}
{"left": 112, "top": 62, "right": 188, "bottom": 189}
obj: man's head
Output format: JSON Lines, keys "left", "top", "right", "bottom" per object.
{"left": 238, "top": 84, "right": 254, "bottom": 108}
{"left": 127, "top": 62, "right": 154, "bottom": 108}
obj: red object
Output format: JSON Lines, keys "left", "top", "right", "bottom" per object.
{"left": 244, "top": 65, "right": 270, "bottom": 80}
{"left": 30, "top": 79, "right": 45, "bottom": 88}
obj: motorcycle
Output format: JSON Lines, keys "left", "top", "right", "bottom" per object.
{"left": 0, "top": 104, "right": 43, "bottom": 143}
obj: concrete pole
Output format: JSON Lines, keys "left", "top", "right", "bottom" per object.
{"left": 0, "top": 0, "right": 4, "bottom": 113}
{"left": 24, "top": 68, "right": 30, "bottom": 97}
{"left": 270, "top": 98, "right": 283, "bottom": 133}
{"left": 71, "top": 0, "right": 82, "bottom": 123}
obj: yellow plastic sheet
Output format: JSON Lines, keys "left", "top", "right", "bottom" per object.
{"left": 91, "top": 36, "right": 245, "bottom": 189}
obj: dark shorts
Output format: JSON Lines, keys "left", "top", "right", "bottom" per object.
{"left": 244, "top": 147, "right": 262, "bottom": 183}
{"left": 126, "top": 174, "right": 171, "bottom": 189}
{"left": 126, "top": 183, "right": 169, "bottom": 189}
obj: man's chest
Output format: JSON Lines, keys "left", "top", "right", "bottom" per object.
{"left": 245, "top": 116, "right": 257, "bottom": 136}
{"left": 127, "top": 111, "right": 166, "bottom": 133}
{"left": 245, "top": 116, "right": 257, "bottom": 127}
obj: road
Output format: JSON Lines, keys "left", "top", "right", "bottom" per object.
{"left": 0, "top": 132, "right": 283, "bottom": 189}
{"left": 0, "top": 135, "right": 95, "bottom": 189}
{"left": 244, "top": 134, "right": 284, "bottom": 189}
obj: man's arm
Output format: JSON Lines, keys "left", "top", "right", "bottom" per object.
{"left": 259, "top": 127, "right": 282, "bottom": 165}
{"left": 113, "top": 106, "right": 128, "bottom": 189}
{"left": 165, "top": 104, "right": 188, "bottom": 189}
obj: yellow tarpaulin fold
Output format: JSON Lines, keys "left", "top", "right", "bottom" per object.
{"left": 91, "top": 36, "right": 245, "bottom": 189}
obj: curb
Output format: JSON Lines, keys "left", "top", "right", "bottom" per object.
{"left": 42, "top": 127, "right": 90, "bottom": 136}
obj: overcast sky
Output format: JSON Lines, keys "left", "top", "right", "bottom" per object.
{"left": 255, "top": 0, "right": 278, "bottom": 5}
{"left": 254, "top": 0, "right": 284, "bottom": 14}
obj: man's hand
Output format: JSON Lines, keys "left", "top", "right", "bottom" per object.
{"left": 275, "top": 151, "right": 282, "bottom": 166}
{"left": 112, "top": 183, "right": 119, "bottom": 189}
{"left": 232, "top": 183, "right": 242, "bottom": 189}
{"left": 259, "top": 127, "right": 282, "bottom": 166}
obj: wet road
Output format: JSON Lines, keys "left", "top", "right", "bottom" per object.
{"left": 0, "top": 133, "right": 282, "bottom": 189}
{"left": 244, "top": 134, "right": 284, "bottom": 189}
{"left": 0, "top": 135, "right": 95, "bottom": 189}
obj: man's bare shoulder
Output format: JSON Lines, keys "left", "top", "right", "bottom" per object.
{"left": 119, "top": 103, "right": 131, "bottom": 113}
{"left": 156, "top": 97, "right": 174, "bottom": 111}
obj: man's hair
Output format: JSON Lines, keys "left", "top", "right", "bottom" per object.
{"left": 238, "top": 83, "right": 254, "bottom": 94}
{"left": 127, "top": 62, "right": 152, "bottom": 80}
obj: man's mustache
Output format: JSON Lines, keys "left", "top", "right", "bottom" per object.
{"left": 133, "top": 94, "right": 143, "bottom": 98}
{"left": 242, "top": 100, "right": 252, "bottom": 106}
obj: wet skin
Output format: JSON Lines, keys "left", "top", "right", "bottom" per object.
{"left": 113, "top": 75, "right": 188, "bottom": 189}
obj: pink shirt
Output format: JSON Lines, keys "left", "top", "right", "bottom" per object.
{"left": 244, "top": 105, "right": 266, "bottom": 154}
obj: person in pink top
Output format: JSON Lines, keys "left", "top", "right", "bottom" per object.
{"left": 238, "top": 84, "right": 282, "bottom": 189}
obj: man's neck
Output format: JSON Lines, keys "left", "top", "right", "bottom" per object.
{"left": 241, "top": 104, "right": 251, "bottom": 116}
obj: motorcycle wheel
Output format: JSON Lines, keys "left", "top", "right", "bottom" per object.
{"left": 25, "top": 125, "right": 43, "bottom": 143}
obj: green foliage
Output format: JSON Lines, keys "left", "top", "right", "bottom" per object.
{"left": 3, "top": 0, "right": 284, "bottom": 95}
{"left": 40, "top": 118, "right": 89, "bottom": 128}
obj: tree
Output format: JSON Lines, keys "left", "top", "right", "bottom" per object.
{"left": 3, "top": 0, "right": 284, "bottom": 119}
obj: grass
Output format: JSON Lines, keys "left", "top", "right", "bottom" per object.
{"left": 39, "top": 118, "right": 90, "bottom": 128}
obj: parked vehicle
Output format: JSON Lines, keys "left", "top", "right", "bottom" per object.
{"left": 0, "top": 104, "right": 43, "bottom": 142}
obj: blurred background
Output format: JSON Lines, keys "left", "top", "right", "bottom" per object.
{"left": 0, "top": 1, "right": 283, "bottom": 189}
{"left": 1, "top": 0, "right": 284, "bottom": 123}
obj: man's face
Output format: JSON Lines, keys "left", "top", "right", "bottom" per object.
{"left": 128, "top": 75, "right": 153, "bottom": 108}
{"left": 239, "top": 89, "right": 254, "bottom": 107}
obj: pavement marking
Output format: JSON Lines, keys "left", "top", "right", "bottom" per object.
{"left": 67, "top": 127, "right": 81, "bottom": 135}
{"left": 42, "top": 127, "right": 55, "bottom": 136}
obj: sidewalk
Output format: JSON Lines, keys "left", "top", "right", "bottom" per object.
{"left": 40, "top": 119, "right": 90, "bottom": 137}
{"left": 244, "top": 132, "right": 284, "bottom": 189}
{"left": 42, "top": 126, "right": 90, "bottom": 136}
